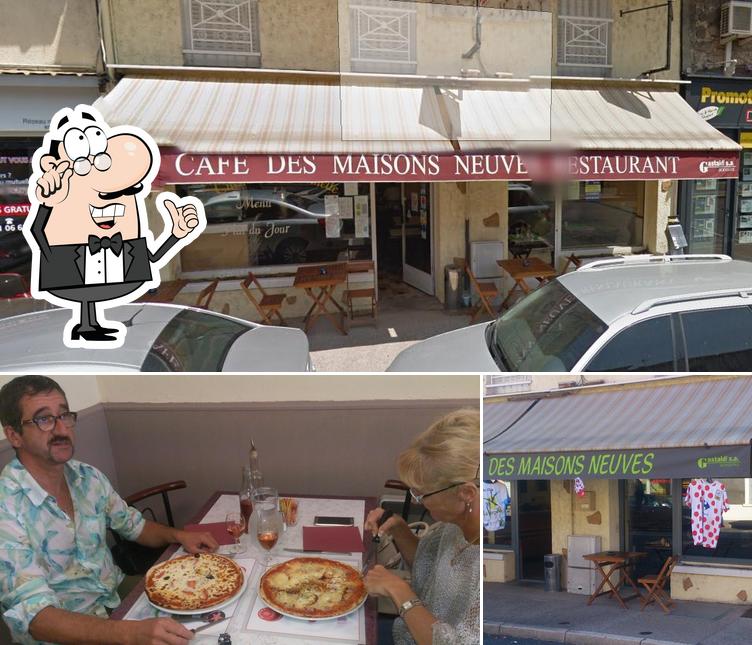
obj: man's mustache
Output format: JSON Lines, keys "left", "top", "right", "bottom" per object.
{"left": 49, "top": 437, "right": 72, "bottom": 446}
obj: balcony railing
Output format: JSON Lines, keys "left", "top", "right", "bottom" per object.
{"left": 557, "top": 14, "right": 613, "bottom": 69}
{"left": 183, "top": 0, "right": 260, "bottom": 67}
{"left": 350, "top": 2, "right": 417, "bottom": 72}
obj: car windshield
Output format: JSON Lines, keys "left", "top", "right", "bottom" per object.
{"left": 141, "top": 309, "right": 250, "bottom": 372}
{"left": 489, "top": 280, "right": 607, "bottom": 371}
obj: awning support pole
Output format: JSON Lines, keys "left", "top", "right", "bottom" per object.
{"left": 620, "top": 1, "right": 674, "bottom": 78}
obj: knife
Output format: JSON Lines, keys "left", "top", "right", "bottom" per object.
{"left": 191, "top": 614, "right": 231, "bottom": 634}
{"left": 363, "top": 510, "right": 395, "bottom": 574}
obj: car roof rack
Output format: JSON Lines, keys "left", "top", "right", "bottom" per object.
{"left": 632, "top": 288, "right": 752, "bottom": 315}
{"left": 577, "top": 254, "right": 731, "bottom": 271}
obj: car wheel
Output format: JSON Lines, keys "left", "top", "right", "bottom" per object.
{"left": 276, "top": 238, "right": 308, "bottom": 264}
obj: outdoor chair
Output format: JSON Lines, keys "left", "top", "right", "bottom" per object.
{"left": 343, "top": 260, "right": 377, "bottom": 321}
{"left": 194, "top": 279, "right": 219, "bottom": 311}
{"left": 240, "top": 272, "right": 286, "bottom": 325}
{"left": 457, "top": 258, "right": 500, "bottom": 324}
{"left": 109, "top": 480, "right": 187, "bottom": 575}
{"left": 639, "top": 555, "right": 678, "bottom": 613}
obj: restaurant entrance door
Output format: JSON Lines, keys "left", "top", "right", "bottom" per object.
{"left": 517, "top": 480, "right": 552, "bottom": 581}
{"left": 402, "top": 183, "right": 434, "bottom": 295}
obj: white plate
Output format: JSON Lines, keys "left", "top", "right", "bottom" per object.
{"left": 259, "top": 591, "right": 367, "bottom": 621}
{"left": 147, "top": 561, "right": 249, "bottom": 616}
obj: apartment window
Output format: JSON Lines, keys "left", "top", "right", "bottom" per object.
{"left": 484, "top": 375, "right": 533, "bottom": 397}
{"left": 557, "top": 0, "right": 612, "bottom": 77}
{"left": 350, "top": 0, "right": 417, "bottom": 74}
{"left": 182, "top": 0, "right": 260, "bottom": 67}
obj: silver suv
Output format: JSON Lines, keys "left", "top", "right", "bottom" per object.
{"left": 388, "top": 255, "right": 752, "bottom": 372}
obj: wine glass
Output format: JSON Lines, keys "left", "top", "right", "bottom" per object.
{"left": 256, "top": 507, "right": 281, "bottom": 566}
{"left": 225, "top": 512, "right": 246, "bottom": 555}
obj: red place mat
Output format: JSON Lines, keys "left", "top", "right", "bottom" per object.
{"left": 184, "top": 522, "right": 234, "bottom": 546}
{"left": 302, "top": 525, "right": 365, "bottom": 553}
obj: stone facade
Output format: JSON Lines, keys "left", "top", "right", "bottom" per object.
{"left": 683, "top": 0, "right": 752, "bottom": 76}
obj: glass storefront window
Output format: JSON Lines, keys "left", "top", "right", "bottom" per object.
{"left": 686, "top": 179, "right": 728, "bottom": 254}
{"left": 507, "top": 182, "right": 554, "bottom": 262}
{"left": 179, "top": 183, "right": 372, "bottom": 271}
{"left": 733, "top": 147, "right": 752, "bottom": 262}
{"left": 483, "top": 480, "right": 512, "bottom": 548}
{"left": 681, "top": 478, "right": 752, "bottom": 561}
{"left": 624, "top": 479, "right": 673, "bottom": 579}
{"left": 562, "top": 180, "right": 644, "bottom": 249}
{"left": 0, "top": 139, "right": 37, "bottom": 271}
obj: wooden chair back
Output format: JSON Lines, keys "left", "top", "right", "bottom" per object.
{"left": 194, "top": 279, "right": 219, "bottom": 310}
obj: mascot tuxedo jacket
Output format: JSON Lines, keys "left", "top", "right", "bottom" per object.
{"left": 30, "top": 205, "right": 179, "bottom": 291}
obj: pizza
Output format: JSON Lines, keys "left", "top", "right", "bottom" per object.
{"left": 259, "top": 557, "right": 367, "bottom": 619}
{"left": 145, "top": 553, "right": 244, "bottom": 611}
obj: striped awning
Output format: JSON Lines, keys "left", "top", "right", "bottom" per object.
{"left": 93, "top": 75, "right": 740, "bottom": 155}
{"left": 484, "top": 378, "right": 752, "bottom": 480}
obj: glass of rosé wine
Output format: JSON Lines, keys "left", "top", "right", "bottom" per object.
{"left": 256, "top": 506, "right": 281, "bottom": 566}
{"left": 225, "top": 512, "right": 246, "bottom": 555}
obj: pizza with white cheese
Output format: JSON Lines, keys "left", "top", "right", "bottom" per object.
{"left": 259, "top": 557, "right": 367, "bottom": 618}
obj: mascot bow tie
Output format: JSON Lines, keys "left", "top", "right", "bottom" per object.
{"left": 88, "top": 233, "right": 123, "bottom": 256}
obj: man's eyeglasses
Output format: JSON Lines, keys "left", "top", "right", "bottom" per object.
{"left": 20, "top": 412, "right": 78, "bottom": 432}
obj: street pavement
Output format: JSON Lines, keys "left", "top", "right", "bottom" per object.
{"left": 298, "top": 278, "right": 478, "bottom": 371}
{"left": 485, "top": 636, "right": 561, "bottom": 644}
{"left": 485, "top": 581, "right": 752, "bottom": 645}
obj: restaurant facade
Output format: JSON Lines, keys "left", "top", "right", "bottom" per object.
{"left": 91, "top": 69, "right": 741, "bottom": 316}
{"left": 483, "top": 376, "right": 752, "bottom": 605}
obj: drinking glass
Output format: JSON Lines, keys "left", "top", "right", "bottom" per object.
{"left": 225, "top": 512, "right": 246, "bottom": 555}
{"left": 256, "top": 506, "right": 281, "bottom": 566}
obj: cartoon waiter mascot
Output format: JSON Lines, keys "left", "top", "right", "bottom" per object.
{"left": 25, "top": 105, "right": 205, "bottom": 347}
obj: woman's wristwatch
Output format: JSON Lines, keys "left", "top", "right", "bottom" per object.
{"left": 398, "top": 597, "right": 424, "bottom": 618}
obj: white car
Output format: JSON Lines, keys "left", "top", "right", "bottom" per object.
{"left": 0, "top": 303, "right": 313, "bottom": 372}
{"left": 388, "top": 255, "right": 752, "bottom": 372}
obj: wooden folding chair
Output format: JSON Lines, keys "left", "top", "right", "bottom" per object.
{"left": 240, "top": 272, "right": 286, "bottom": 325}
{"left": 458, "top": 258, "right": 500, "bottom": 324}
{"left": 343, "top": 260, "right": 377, "bottom": 320}
{"left": 194, "top": 279, "right": 219, "bottom": 310}
{"left": 639, "top": 555, "right": 678, "bottom": 613}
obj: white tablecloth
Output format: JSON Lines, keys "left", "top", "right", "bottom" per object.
{"left": 123, "top": 494, "right": 368, "bottom": 644}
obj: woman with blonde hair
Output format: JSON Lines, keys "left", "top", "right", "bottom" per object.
{"left": 364, "top": 409, "right": 480, "bottom": 645}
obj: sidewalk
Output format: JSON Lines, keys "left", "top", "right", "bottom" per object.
{"left": 291, "top": 279, "right": 474, "bottom": 371}
{"left": 484, "top": 582, "right": 752, "bottom": 645}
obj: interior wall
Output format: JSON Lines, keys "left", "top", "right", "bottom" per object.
{"left": 96, "top": 374, "right": 480, "bottom": 403}
{"left": 105, "top": 398, "right": 477, "bottom": 528}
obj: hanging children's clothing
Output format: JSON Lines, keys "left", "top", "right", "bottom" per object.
{"left": 684, "top": 478, "right": 729, "bottom": 549}
{"left": 483, "top": 480, "right": 511, "bottom": 531}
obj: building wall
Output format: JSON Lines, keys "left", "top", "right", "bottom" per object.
{"left": 260, "top": 0, "right": 339, "bottom": 71}
{"left": 0, "top": 0, "right": 100, "bottom": 69}
{"left": 671, "top": 565, "right": 752, "bottom": 605}
{"left": 550, "top": 477, "right": 620, "bottom": 586}
{"left": 107, "top": 0, "right": 183, "bottom": 66}
{"left": 610, "top": 0, "right": 681, "bottom": 80}
{"left": 683, "top": 1, "right": 752, "bottom": 75}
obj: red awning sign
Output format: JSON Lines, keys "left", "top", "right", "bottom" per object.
{"left": 157, "top": 150, "right": 740, "bottom": 185}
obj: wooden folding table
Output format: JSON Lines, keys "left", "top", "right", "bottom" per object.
{"left": 294, "top": 263, "right": 348, "bottom": 334}
{"left": 497, "top": 257, "right": 557, "bottom": 310}
{"left": 583, "top": 551, "right": 646, "bottom": 610}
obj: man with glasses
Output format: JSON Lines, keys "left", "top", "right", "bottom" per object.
{"left": 0, "top": 375, "right": 218, "bottom": 645}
